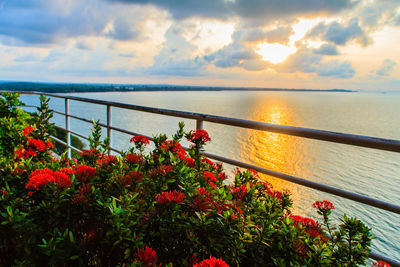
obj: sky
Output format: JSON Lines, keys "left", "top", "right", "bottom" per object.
{"left": 0, "top": 0, "right": 400, "bottom": 90}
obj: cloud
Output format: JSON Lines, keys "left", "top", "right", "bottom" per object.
{"left": 109, "top": 0, "right": 356, "bottom": 23}
{"left": 277, "top": 48, "right": 355, "bottom": 78}
{"left": 0, "top": 0, "right": 160, "bottom": 46}
{"left": 240, "top": 27, "right": 293, "bottom": 44}
{"left": 313, "top": 44, "right": 339, "bottom": 55}
{"left": 75, "top": 40, "right": 96, "bottom": 50}
{"left": 14, "top": 54, "right": 42, "bottom": 62}
{"left": 145, "top": 25, "right": 207, "bottom": 76}
{"left": 308, "top": 18, "right": 371, "bottom": 46}
{"left": 317, "top": 60, "right": 355, "bottom": 78}
{"left": 376, "top": 59, "right": 397, "bottom": 76}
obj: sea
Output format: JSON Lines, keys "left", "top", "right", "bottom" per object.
{"left": 20, "top": 90, "right": 400, "bottom": 262}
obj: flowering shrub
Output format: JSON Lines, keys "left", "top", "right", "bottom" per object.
{"left": 0, "top": 93, "right": 375, "bottom": 266}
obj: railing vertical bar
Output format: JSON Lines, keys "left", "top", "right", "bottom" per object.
{"left": 107, "top": 104, "right": 112, "bottom": 155}
{"left": 65, "top": 98, "right": 71, "bottom": 158}
{"left": 196, "top": 119, "right": 203, "bottom": 130}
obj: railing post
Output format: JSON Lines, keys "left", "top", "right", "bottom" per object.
{"left": 65, "top": 98, "right": 71, "bottom": 159}
{"left": 196, "top": 119, "right": 203, "bottom": 130}
{"left": 107, "top": 104, "right": 112, "bottom": 155}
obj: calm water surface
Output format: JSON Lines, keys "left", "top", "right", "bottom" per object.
{"left": 22, "top": 91, "right": 400, "bottom": 261}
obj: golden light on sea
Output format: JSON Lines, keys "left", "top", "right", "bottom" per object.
{"left": 239, "top": 97, "right": 309, "bottom": 214}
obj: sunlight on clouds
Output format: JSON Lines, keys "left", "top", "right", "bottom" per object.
{"left": 256, "top": 43, "right": 296, "bottom": 64}
{"left": 181, "top": 20, "right": 235, "bottom": 54}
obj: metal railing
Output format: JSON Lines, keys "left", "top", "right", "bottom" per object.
{"left": 17, "top": 91, "right": 400, "bottom": 266}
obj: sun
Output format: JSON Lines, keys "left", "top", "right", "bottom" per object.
{"left": 256, "top": 43, "right": 296, "bottom": 64}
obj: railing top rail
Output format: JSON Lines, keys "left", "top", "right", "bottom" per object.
{"left": 14, "top": 91, "right": 400, "bottom": 153}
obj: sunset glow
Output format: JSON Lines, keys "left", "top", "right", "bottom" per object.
{"left": 257, "top": 43, "right": 296, "bottom": 64}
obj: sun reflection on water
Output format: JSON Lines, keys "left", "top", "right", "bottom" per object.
{"left": 238, "top": 98, "right": 313, "bottom": 215}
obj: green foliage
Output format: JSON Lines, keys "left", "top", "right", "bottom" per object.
{"left": 0, "top": 94, "right": 374, "bottom": 266}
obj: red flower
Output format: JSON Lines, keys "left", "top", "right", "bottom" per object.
{"left": 23, "top": 125, "right": 35, "bottom": 137}
{"left": 217, "top": 172, "right": 227, "bottom": 181}
{"left": 45, "top": 140, "right": 53, "bottom": 149}
{"left": 232, "top": 184, "right": 248, "bottom": 199}
{"left": 190, "top": 187, "right": 212, "bottom": 211}
{"left": 59, "top": 167, "right": 74, "bottom": 176}
{"left": 135, "top": 246, "right": 158, "bottom": 267}
{"left": 28, "top": 138, "right": 47, "bottom": 151}
{"left": 53, "top": 171, "right": 72, "bottom": 188}
{"left": 289, "top": 214, "right": 323, "bottom": 238}
{"left": 373, "top": 261, "right": 391, "bottom": 267}
{"left": 74, "top": 165, "right": 97, "bottom": 183}
{"left": 26, "top": 168, "right": 55, "bottom": 192}
{"left": 71, "top": 184, "right": 92, "bottom": 204}
{"left": 184, "top": 157, "right": 195, "bottom": 167}
{"left": 15, "top": 147, "right": 37, "bottom": 159}
{"left": 97, "top": 155, "right": 118, "bottom": 168}
{"left": 203, "top": 171, "right": 217, "bottom": 183}
{"left": 155, "top": 190, "right": 185, "bottom": 204}
{"left": 313, "top": 200, "right": 335, "bottom": 212}
{"left": 80, "top": 149, "right": 98, "bottom": 157}
{"left": 249, "top": 168, "right": 260, "bottom": 178}
{"left": 149, "top": 165, "right": 174, "bottom": 177}
{"left": 2, "top": 190, "right": 8, "bottom": 196}
{"left": 124, "top": 153, "right": 144, "bottom": 164}
{"left": 130, "top": 135, "right": 150, "bottom": 146}
{"left": 193, "top": 256, "right": 229, "bottom": 267}
{"left": 202, "top": 158, "right": 216, "bottom": 169}
{"left": 188, "top": 129, "right": 211, "bottom": 144}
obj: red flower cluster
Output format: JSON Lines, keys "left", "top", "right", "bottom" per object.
{"left": 262, "top": 182, "right": 283, "bottom": 200}
{"left": 27, "top": 138, "right": 47, "bottom": 151}
{"left": 203, "top": 171, "right": 217, "bottom": 183}
{"left": 149, "top": 164, "right": 174, "bottom": 178}
{"left": 160, "top": 140, "right": 187, "bottom": 160}
{"left": 232, "top": 184, "right": 249, "bottom": 200}
{"left": 80, "top": 149, "right": 97, "bottom": 157}
{"left": 312, "top": 200, "right": 335, "bottom": 212}
{"left": 193, "top": 257, "right": 229, "bottom": 267}
{"left": 130, "top": 135, "right": 150, "bottom": 146}
{"left": 26, "top": 168, "right": 72, "bottom": 194}
{"left": 373, "top": 261, "right": 391, "bottom": 267}
{"left": 135, "top": 246, "right": 158, "bottom": 267}
{"left": 15, "top": 147, "right": 37, "bottom": 159}
{"left": 155, "top": 190, "right": 185, "bottom": 204}
{"left": 124, "top": 153, "right": 144, "bottom": 164}
{"left": 74, "top": 165, "right": 97, "bottom": 183}
{"left": 190, "top": 187, "right": 212, "bottom": 211}
{"left": 23, "top": 125, "right": 35, "bottom": 137}
{"left": 289, "top": 214, "right": 324, "bottom": 238}
{"left": 202, "top": 158, "right": 216, "bottom": 169}
{"left": 97, "top": 155, "right": 118, "bottom": 168}
{"left": 188, "top": 129, "right": 211, "bottom": 144}
{"left": 217, "top": 172, "right": 227, "bottom": 181}
{"left": 71, "top": 184, "right": 92, "bottom": 204}
{"left": 1, "top": 189, "right": 8, "bottom": 196}
{"left": 59, "top": 167, "right": 74, "bottom": 176}
{"left": 119, "top": 170, "right": 143, "bottom": 186}
{"left": 184, "top": 157, "right": 195, "bottom": 167}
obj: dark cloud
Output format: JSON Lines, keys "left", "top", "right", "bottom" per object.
{"left": 308, "top": 18, "right": 371, "bottom": 46}
{"left": 109, "top": 0, "right": 356, "bottom": 22}
{"left": 313, "top": 44, "right": 338, "bottom": 55}
{"left": 376, "top": 59, "right": 396, "bottom": 76}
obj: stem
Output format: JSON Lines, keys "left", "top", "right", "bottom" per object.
{"left": 323, "top": 213, "right": 335, "bottom": 246}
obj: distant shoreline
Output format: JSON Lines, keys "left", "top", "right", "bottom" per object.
{"left": 0, "top": 81, "right": 357, "bottom": 93}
